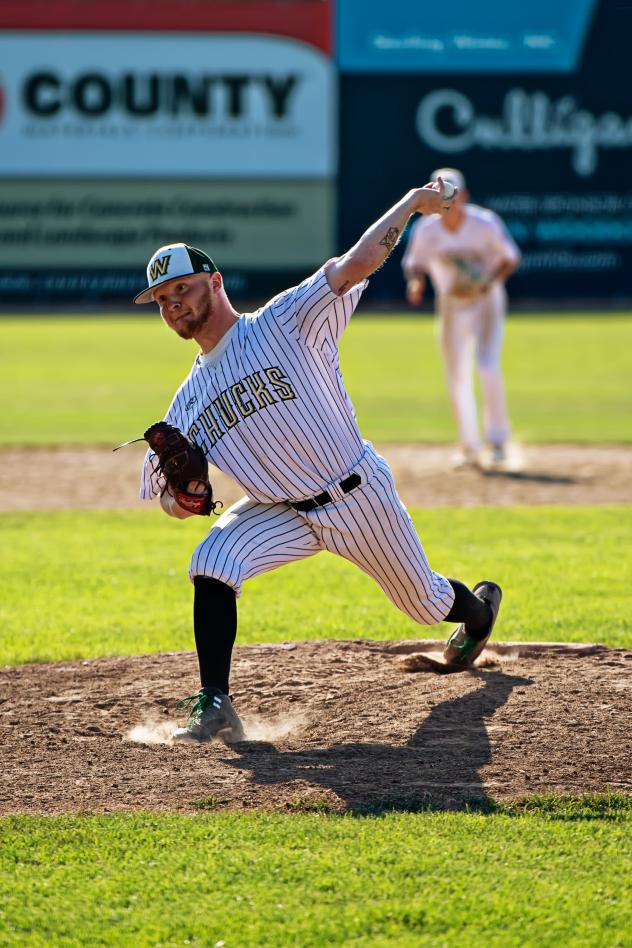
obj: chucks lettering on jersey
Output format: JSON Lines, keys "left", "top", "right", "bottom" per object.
{"left": 189, "top": 366, "right": 297, "bottom": 449}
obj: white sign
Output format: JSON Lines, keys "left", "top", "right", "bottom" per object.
{"left": 416, "top": 88, "right": 632, "bottom": 176}
{"left": 0, "top": 33, "right": 335, "bottom": 176}
{"left": 0, "top": 179, "right": 335, "bottom": 267}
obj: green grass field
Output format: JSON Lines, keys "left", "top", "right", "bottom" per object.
{"left": 1, "top": 505, "right": 630, "bottom": 666}
{"left": 2, "top": 313, "right": 631, "bottom": 946}
{"left": 1, "top": 803, "right": 630, "bottom": 947}
{"left": 1, "top": 313, "right": 631, "bottom": 444}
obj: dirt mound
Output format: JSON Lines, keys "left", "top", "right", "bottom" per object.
{"left": 1, "top": 640, "right": 630, "bottom": 815}
{"left": 2, "top": 443, "right": 632, "bottom": 511}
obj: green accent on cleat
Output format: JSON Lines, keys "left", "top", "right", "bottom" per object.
{"left": 443, "top": 581, "right": 503, "bottom": 667}
{"left": 172, "top": 688, "right": 245, "bottom": 744}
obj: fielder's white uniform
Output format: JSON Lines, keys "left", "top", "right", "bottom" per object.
{"left": 141, "top": 266, "right": 454, "bottom": 624}
{"left": 402, "top": 204, "right": 521, "bottom": 453}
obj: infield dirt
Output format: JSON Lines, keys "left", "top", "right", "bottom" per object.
{"left": 2, "top": 442, "right": 632, "bottom": 510}
{"left": 1, "top": 641, "right": 630, "bottom": 815}
{"left": 1, "top": 442, "right": 630, "bottom": 814}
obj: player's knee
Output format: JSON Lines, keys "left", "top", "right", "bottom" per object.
{"left": 189, "top": 544, "right": 242, "bottom": 594}
{"left": 448, "top": 365, "right": 469, "bottom": 387}
{"left": 193, "top": 575, "right": 235, "bottom": 600}
{"left": 476, "top": 352, "right": 499, "bottom": 372}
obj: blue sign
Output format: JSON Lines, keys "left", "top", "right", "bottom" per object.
{"left": 337, "top": 0, "right": 596, "bottom": 72}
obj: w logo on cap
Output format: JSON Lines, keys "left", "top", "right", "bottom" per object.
{"left": 149, "top": 255, "right": 171, "bottom": 282}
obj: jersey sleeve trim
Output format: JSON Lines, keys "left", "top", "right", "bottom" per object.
{"left": 139, "top": 447, "right": 164, "bottom": 500}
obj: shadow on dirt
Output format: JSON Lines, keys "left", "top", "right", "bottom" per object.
{"left": 224, "top": 670, "right": 533, "bottom": 814}
{"left": 482, "top": 469, "right": 576, "bottom": 485}
{"left": 481, "top": 470, "right": 578, "bottom": 484}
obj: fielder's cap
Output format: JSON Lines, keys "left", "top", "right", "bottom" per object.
{"left": 431, "top": 167, "right": 466, "bottom": 191}
{"left": 133, "top": 243, "right": 217, "bottom": 304}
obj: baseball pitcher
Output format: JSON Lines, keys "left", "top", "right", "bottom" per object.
{"left": 132, "top": 178, "right": 503, "bottom": 743}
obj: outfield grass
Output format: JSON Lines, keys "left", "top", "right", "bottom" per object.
{"left": 1, "top": 802, "right": 630, "bottom": 947}
{"left": 1, "top": 314, "right": 631, "bottom": 445}
{"left": 1, "top": 505, "right": 629, "bottom": 666}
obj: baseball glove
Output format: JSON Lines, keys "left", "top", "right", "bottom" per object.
{"left": 144, "top": 421, "right": 218, "bottom": 516}
{"left": 448, "top": 255, "right": 491, "bottom": 298}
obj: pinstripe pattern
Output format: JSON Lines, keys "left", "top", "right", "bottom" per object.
{"left": 189, "top": 443, "right": 454, "bottom": 625}
{"left": 140, "top": 266, "right": 366, "bottom": 503}
{"left": 142, "top": 266, "right": 454, "bottom": 627}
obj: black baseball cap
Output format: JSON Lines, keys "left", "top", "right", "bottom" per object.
{"left": 133, "top": 243, "right": 217, "bottom": 304}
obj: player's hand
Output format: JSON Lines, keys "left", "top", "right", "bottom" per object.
{"left": 414, "top": 177, "right": 458, "bottom": 216}
{"left": 185, "top": 479, "right": 210, "bottom": 495}
{"left": 406, "top": 279, "right": 425, "bottom": 306}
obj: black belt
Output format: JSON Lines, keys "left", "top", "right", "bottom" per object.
{"left": 289, "top": 472, "right": 362, "bottom": 512}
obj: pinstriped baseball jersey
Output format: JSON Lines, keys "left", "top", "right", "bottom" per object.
{"left": 140, "top": 266, "right": 367, "bottom": 503}
{"left": 141, "top": 263, "right": 455, "bottom": 624}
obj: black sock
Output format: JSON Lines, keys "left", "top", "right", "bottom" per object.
{"left": 444, "top": 579, "right": 491, "bottom": 640}
{"left": 193, "top": 576, "right": 237, "bottom": 694}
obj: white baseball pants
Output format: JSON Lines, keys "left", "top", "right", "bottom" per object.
{"left": 438, "top": 284, "right": 511, "bottom": 451}
{"left": 189, "top": 444, "right": 454, "bottom": 625}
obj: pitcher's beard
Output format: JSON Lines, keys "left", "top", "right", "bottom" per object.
{"left": 175, "top": 291, "right": 213, "bottom": 339}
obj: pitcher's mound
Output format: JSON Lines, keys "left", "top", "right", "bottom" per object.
{"left": 1, "top": 640, "right": 630, "bottom": 815}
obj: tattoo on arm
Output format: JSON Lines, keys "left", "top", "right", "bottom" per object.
{"left": 379, "top": 227, "right": 400, "bottom": 253}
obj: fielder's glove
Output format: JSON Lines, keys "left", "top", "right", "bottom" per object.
{"left": 449, "top": 256, "right": 491, "bottom": 299}
{"left": 144, "top": 421, "right": 218, "bottom": 516}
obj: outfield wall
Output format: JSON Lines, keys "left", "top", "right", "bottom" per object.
{"left": 1, "top": 0, "right": 631, "bottom": 306}
{"left": 0, "top": 1, "right": 335, "bottom": 304}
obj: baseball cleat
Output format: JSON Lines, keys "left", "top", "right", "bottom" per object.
{"left": 484, "top": 443, "right": 510, "bottom": 470}
{"left": 443, "top": 580, "right": 502, "bottom": 667}
{"left": 451, "top": 447, "right": 482, "bottom": 471}
{"left": 172, "top": 687, "right": 245, "bottom": 744}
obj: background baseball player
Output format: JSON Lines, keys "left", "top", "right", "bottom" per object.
{"left": 402, "top": 168, "right": 521, "bottom": 468}
{"left": 133, "top": 178, "right": 502, "bottom": 743}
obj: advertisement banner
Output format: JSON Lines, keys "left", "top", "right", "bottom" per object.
{"left": 0, "top": 179, "right": 335, "bottom": 300}
{"left": 339, "top": 1, "right": 632, "bottom": 301}
{"left": 0, "top": 33, "right": 335, "bottom": 177}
